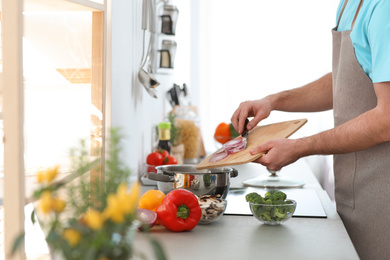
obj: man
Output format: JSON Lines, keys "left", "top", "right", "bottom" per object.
{"left": 231, "top": 0, "right": 390, "bottom": 259}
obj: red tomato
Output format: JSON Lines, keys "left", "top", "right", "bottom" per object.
{"left": 164, "top": 155, "right": 178, "bottom": 165}
{"left": 156, "top": 149, "right": 169, "bottom": 157}
{"left": 147, "top": 166, "right": 157, "bottom": 173}
{"left": 146, "top": 152, "right": 164, "bottom": 166}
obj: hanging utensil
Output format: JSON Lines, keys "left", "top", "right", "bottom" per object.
{"left": 166, "top": 83, "right": 181, "bottom": 107}
{"left": 138, "top": 0, "right": 160, "bottom": 98}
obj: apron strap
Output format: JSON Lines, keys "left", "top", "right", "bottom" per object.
{"left": 351, "top": 0, "right": 364, "bottom": 30}
{"left": 336, "top": 0, "right": 364, "bottom": 31}
{"left": 336, "top": 0, "right": 349, "bottom": 29}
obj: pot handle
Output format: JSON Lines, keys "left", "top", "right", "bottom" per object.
{"left": 230, "top": 168, "right": 238, "bottom": 178}
{"left": 148, "top": 172, "right": 175, "bottom": 182}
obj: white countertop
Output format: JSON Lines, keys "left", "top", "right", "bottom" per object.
{"left": 134, "top": 159, "right": 359, "bottom": 260}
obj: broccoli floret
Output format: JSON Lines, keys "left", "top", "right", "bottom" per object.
{"left": 271, "top": 207, "right": 287, "bottom": 220}
{"left": 259, "top": 212, "right": 272, "bottom": 222}
{"left": 283, "top": 200, "right": 296, "bottom": 213}
{"left": 245, "top": 192, "right": 264, "bottom": 204}
{"left": 264, "top": 190, "right": 287, "bottom": 204}
{"left": 247, "top": 191, "right": 294, "bottom": 222}
{"left": 273, "top": 200, "right": 285, "bottom": 205}
{"left": 264, "top": 190, "right": 278, "bottom": 197}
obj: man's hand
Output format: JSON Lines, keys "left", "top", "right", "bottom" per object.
{"left": 230, "top": 98, "right": 273, "bottom": 134}
{"left": 230, "top": 73, "right": 333, "bottom": 135}
{"left": 249, "top": 138, "right": 303, "bottom": 171}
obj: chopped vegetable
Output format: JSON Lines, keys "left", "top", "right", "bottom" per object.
{"left": 156, "top": 189, "right": 202, "bottom": 232}
{"left": 198, "top": 195, "right": 226, "bottom": 223}
{"left": 209, "top": 150, "right": 228, "bottom": 163}
{"left": 246, "top": 190, "right": 295, "bottom": 222}
{"left": 245, "top": 192, "right": 264, "bottom": 204}
{"left": 209, "top": 136, "right": 247, "bottom": 163}
{"left": 224, "top": 137, "right": 247, "bottom": 154}
{"left": 264, "top": 190, "right": 287, "bottom": 203}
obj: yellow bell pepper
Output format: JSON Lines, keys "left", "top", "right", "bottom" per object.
{"left": 138, "top": 189, "right": 165, "bottom": 212}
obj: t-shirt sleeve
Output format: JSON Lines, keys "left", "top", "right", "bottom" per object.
{"left": 368, "top": 0, "right": 390, "bottom": 83}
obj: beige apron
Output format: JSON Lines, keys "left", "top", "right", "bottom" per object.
{"left": 333, "top": 0, "right": 390, "bottom": 259}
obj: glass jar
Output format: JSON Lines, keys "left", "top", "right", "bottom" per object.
{"left": 173, "top": 106, "right": 201, "bottom": 164}
{"left": 159, "top": 40, "right": 177, "bottom": 69}
{"left": 160, "top": 5, "right": 179, "bottom": 35}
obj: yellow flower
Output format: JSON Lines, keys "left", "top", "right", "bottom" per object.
{"left": 84, "top": 209, "right": 104, "bottom": 230}
{"left": 104, "top": 193, "right": 125, "bottom": 223}
{"left": 38, "top": 191, "right": 66, "bottom": 214}
{"left": 63, "top": 229, "right": 81, "bottom": 247}
{"left": 36, "top": 165, "right": 60, "bottom": 184}
{"left": 117, "top": 182, "right": 139, "bottom": 214}
{"left": 39, "top": 191, "right": 53, "bottom": 214}
{"left": 127, "top": 181, "right": 141, "bottom": 213}
{"left": 103, "top": 181, "right": 140, "bottom": 223}
{"left": 52, "top": 198, "right": 66, "bottom": 213}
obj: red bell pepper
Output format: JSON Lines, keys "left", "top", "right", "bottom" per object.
{"left": 156, "top": 189, "right": 201, "bottom": 232}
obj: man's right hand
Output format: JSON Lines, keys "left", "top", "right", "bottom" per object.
{"left": 230, "top": 97, "right": 273, "bottom": 134}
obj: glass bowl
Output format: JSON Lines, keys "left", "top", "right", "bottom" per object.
{"left": 198, "top": 195, "right": 227, "bottom": 224}
{"left": 249, "top": 200, "right": 297, "bottom": 225}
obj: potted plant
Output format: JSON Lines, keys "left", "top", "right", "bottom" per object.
{"left": 13, "top": 129, "right": 166, "bottom": 260}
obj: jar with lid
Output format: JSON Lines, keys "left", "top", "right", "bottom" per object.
{"left": 160, "top": 5, "right": 179, "bottom": 35}
{"left": 159, "top": 40, "right": 177, "bottom": 69}
{"left": 172, "top": 106, "right": 201, "bottom": 164}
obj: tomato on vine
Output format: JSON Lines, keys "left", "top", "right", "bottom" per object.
{"left": 164, "top": 155, "right": 178, "bottom": 165}
{"left": 146, "top": 152, "right": 163, "bottom": 166}
{"left": 156, "top": 149, "right": 169, "bottom": 158}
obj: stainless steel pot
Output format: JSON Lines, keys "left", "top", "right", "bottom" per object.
{"left": 148, "top": 164, "right": 238, "bottom": 199}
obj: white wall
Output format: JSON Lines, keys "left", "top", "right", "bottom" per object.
{"left": 187, "top": 0, "right": 339, "bottom": 197}
{"left": 110, "top": 0, "right": 177, "bottom": 179}
{"left": 110, "top": 0, "right": 339, "bottom": 197}
{"left": 191, "top": 0, "right": 339, "bottom": 150}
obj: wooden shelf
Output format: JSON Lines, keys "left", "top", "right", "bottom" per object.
{"left": 24, "top": 0, "right": 105, "bottom": 12}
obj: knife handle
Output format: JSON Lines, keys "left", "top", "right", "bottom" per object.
{"left": 242, "top": 118, "right": 250, "bottom": 136}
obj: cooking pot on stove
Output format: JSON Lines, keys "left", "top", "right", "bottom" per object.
{"left": 147, "top": 164, "right": 238, "bottom": 199}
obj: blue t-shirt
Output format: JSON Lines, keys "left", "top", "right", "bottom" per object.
{"left": 336, "top": 0, "right": 390, "bottom": 83}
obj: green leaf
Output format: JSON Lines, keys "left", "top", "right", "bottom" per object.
{"left": 11, "top": 232, "right": 25, "bottom": 255}
{"left": 151, "top": 238, "right": 167, "bottom": 260}
{"left": 33, "top": 189, "right": 43, "bottom": 198}
{"left": 30, "top": 210, "right": 36, "bottom": 224}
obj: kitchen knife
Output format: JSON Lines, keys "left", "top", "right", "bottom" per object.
{"left": 241, "top": 118, "right": 250, "bottom": 143}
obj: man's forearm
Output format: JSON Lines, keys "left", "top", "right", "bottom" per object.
{"left": 266, "top": 73, "right": 333, "bottom": 112}
{"left": 297, "top": 82, "right": 390, "bottom": 156}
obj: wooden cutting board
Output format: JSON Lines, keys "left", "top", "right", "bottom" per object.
{"left": 196, "top": 118, "right": 307, "bottom": 170}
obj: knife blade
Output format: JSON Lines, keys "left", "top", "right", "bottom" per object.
{"left": 241, "top": 119, "right": 250, "bottom": 143}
